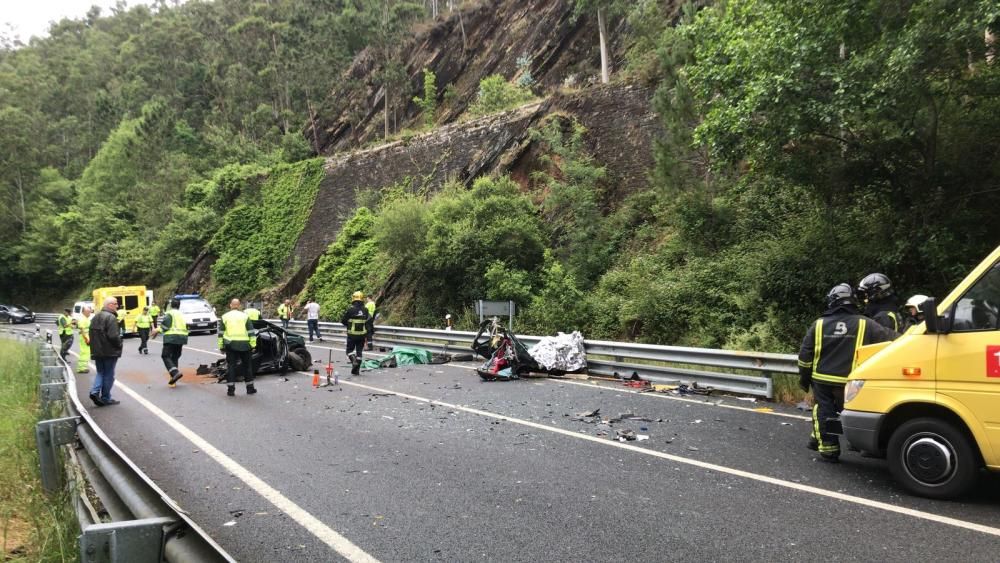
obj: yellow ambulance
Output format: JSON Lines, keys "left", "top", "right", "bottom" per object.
{"left": 92, "top": 285, "right": 148, "bottom": 337}
{"left": 841, "top": 244, "right": 1000, "bottom": 498}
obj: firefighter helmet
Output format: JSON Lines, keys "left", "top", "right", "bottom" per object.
{"left": 857, "top": 273, "right": 893, "bottom": 302}
{"left": 826, "top": 283, "right": 859, "bottom": 310}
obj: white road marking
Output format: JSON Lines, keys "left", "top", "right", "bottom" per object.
{"left": 153, "top": 340, "right": 1000, "bottom": 538}
{"left": 71, "top": 348, "right": 380, "bottom": 562}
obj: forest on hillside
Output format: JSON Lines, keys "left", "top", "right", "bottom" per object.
{"left": 2, "top": 0, "right": 999, "bottom": 353}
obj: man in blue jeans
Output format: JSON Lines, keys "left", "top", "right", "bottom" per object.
{"left": 89, "top": 297, "right": 123, "bottom": 406}
{"left": 305, "top": 297, "right": 322, "bottom": 342}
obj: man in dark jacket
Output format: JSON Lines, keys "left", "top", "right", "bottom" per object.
{"left": 798, "top": 284, "right": 897, "bottom": 462}
{"left": 89, "top": 297, "right": 123, "bottom": 406}
{"left": 341, "top": 291, "right": 370, "bottom": 376}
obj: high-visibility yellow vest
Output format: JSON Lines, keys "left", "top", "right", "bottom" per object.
{"left": 220, "top": 310, "right": 256, "bottom": 347}
{"left": 58, "top": 314, "right": 74, "bottom": 336}
{"left": 117, "top": 309, "right": 126, "bottom": 321}
{"left": 135, "top": 314, "right": 152, "bottom": 329}
{"left": 77, "top": 316, "right": 91, "bottom": 340}
{"left": 149, "top": 305, "right": 161, "bottom": 317}
{"left": 277, "top": 304, "right": 289, "bottom": 319}
{"left": 365, "top": 302, "right": 375, "bottom": 316}
{"left": 164, "top": 310, "right": 188, "bottom": 337}
{"left": 245, "top": 307, "right": 261, "bottom": 321}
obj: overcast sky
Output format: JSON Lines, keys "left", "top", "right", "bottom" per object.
{"left": 1, "top": 0, "right": 161, "bottom": 42}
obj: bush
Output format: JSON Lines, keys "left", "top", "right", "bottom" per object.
{"left": 468, "top": 75, "right": 535, "bottom": 117}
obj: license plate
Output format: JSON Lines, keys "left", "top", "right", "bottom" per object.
{"left": 197, "top": 323, "right": 209, "bottom": 328}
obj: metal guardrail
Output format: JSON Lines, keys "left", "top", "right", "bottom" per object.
{"left": 0, "top": 327, "right": 234, "bottom": 562}
{"left": 277, "top": 319, "right": 797, "bottom": 398}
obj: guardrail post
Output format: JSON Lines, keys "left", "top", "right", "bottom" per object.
{"left": 80, "top": 516, "right": 174, "bottom": 563}
{"left": 35, "top": 416, "right": 79, "bottom": 494}
{"left": 41, "top": 366, "right": 64, "bottom": 384}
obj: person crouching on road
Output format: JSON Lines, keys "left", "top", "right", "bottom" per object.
{"left": 152, "top": 298, "right": 188, "bottom": 387}
{"left": 342, "top": 291, "right": 370, "bottom": 376}
{"left": 798, "top": 284, "right": 897, "bottom": 462}
{"left": 219, "top": 298, "right": 257, "bottom": 396}
{"left": 135, "top": 306, "right": 153, "bottom": 354}
{"left": 89, "top": 297, "right": 123, "bottom": 406}
{"left": 57, "top": 307, "right": 75, "bottom": 362}
{"left": 76, "top": 306, "right": 93, "bottom": 374}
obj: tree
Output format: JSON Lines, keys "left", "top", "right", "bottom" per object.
{"left": 412, "top": 68, "right": 438, "bottom": 128}
{"left": 573, "top": 0, "right": 630, "bottom": 84}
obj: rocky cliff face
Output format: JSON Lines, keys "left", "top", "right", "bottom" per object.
{"left": 285, "top": 84, "right": 659, "bottom": 296}
{"left": 309, "top": 0, "right": 629, "bottom": 154}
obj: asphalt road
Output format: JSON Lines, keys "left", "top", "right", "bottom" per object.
{"left": 70, "top": 331, "right": 1000, "bottom": 562}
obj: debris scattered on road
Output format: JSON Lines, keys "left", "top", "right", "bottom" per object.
{"left": 615, "top": 429, "right": 637, "bottom": 441}
{"left": 687, "top": 446, "right": 699, "bottom": 451}
{"left": 735, "top": 397, "right": 757, "bottom": 403}
{"left": 636, "top": 435, "right": 649, "bottom": 441}
{"left": 223, "top": 521, "right": 236, "bottom": 527}
{"left": 796, "top": 400, "right": 811, "bottom": 411}
{"left": 691, "top": 419, "right": 703, "bottom": 424}
{"left": 196, "top": 364, "right": 211, "bottom": 375}
{"left": 369, "top": 392, "right": 395, "bottom": 398}
{"left": 229, "top": 510, "right": 244, "bottom": 518}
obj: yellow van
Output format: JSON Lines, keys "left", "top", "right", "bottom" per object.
{"left": 92, "top": 285, "right": 147, "bottom": 337}
{"left": 841, "top": 244, "right": 1000, "bottom": 498}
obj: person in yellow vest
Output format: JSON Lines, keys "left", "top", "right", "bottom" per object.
{"left": 148, "top": 303, "right": 161, "bottom": 329}
{"left": 116, "top": 305, "right": 127, "bottom": 336}
{"left": 57, "top": 307, "right": 76, "bottom": 361}
{"left": 244, "top": 303, "right": 261, "bottom": 321}
{"left": 152, "top": 298, "right": 188, "bottom": 387}
{"left": 219, "top": 298, "right": 257, "bottom": 396}
{"left": 76, "top": 306, "right": 93, "bottom": 374}
{"left": 341, "top": 291, "right": 370, "bottom": 375}
{"left": 134, "top": 306, "right": 153, "bottom": 354}
{"left": 364, "top": 296, "right": 376, "bottom": 351}
{"left": 277, "top": 299, "right": 292, "bottom": 330}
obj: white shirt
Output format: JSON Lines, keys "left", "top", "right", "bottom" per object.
{"left": 305, "top": 302, "right": 320, "bottom": 320}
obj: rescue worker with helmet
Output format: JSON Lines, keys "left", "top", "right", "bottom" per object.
{"left": 152, "top": 298, "right": 188, "bottom": 387}
{"left": 134, "top": 306, "right": 153, "bottom": 354}
{"left": 218, "top": 298, "right": 257, "bottom": 396}
{"left": 798, "top": 284, "right": 898, "bottom": 462}
{"left": 57, "top": 307, "right": 75, "bottom": 361}
{"left": 857, "top": 273, "right": 901, "bottom": 331}
{"left": 901, "top": 294, "right": 929, "bottom": 331}
{"left": 341, "top": 291, "right": 370, "bottom": 375}
{"left": 76, "top": 306, "right": 93, "bottom": 374}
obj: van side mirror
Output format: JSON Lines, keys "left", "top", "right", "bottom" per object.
{"left": 923, "top": 297, "right": 950, "bottom": 334}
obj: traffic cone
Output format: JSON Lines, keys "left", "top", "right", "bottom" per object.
{"left": 312, "top": 370, "right": 320, "bottom": 388}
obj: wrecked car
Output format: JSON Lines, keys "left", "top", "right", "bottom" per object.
{"left": 207, "top": 319, "right": 312, "bottom": 380}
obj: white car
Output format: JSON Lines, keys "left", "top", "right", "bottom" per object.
{"left": 177, "top": 298, "right": 218, "bottom": 334}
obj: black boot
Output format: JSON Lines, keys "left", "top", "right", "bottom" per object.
{"left": 227, "top": 386, "right": 235, "bottom": 396}
{"left": 246, "top": 384, "right": 257, "bottom": 395}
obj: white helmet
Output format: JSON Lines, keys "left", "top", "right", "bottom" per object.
{"left": 904, "top": 294, "right": 929, "bottom": 313}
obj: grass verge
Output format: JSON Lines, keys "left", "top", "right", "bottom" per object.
{"left": 0, "top": 339, "right": 79, "bottom": 562}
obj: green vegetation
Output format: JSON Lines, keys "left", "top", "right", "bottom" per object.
{"left": 0, "top": 340, "right": 77, "bottom": 561}
{"left": 467, "top": 75, "right": 536, "bottom": 117}
{"left": 412, "top": 69, "right": 438, "bottom": 129}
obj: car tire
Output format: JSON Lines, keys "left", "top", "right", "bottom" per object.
{"left": 288, "top": 349, "right": 312, "bottom": 372}
{"left": 886, "top": 417, "right": 980, "bottom": 499}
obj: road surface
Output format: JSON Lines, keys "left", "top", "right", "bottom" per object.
{"left": 70, "top": 331, "right": 1000, "bottom": 562}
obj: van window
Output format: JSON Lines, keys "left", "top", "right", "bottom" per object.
{"left": 115, "top": 296, "right": 124, "bottom": 309}
{"left": 124, "top": 295, "right": 140, "bottom": 310}
{"left": 951, "top": 261, "right": 1000, "bottom": 332}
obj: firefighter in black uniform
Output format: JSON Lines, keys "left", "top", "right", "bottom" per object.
{"left": 798, "top": 284, "right": 898, "bottom": 462}
{"left": 857, "top": 273, "right": 901, "bottom": 331}
{"left": 341, "top": 291, "right": 370, "bottom": 376}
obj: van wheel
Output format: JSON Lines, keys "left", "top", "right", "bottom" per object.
{"left": 887, "top": 417, "right": 980, "bottom": 499}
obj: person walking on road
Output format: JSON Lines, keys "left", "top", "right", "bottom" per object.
{"left": 153, "top": 298, "right": 188, "bottom": 387}
{"left": 342, "top": 291, "right": 370, "bottom": 376}
{"left": 798, "top": 284, "right": 897, "bottom": 462}
{"left": 57, "top": 307, "right": 75, "bottom": 361}
{"left": 219, "top": 298, "right": 257, "bottom": 396}
{"left": 277, "top": 299, "right": 292, "bottom": 330}
{"left": 305, "top": 297, "right": 322, "bottom": 342}
{"left": 364, "top": 296, "right": 376, "bottom": 351}
{"left": 245, "top": 303, "right": 261, "bottom": 321}
{"left": 89, "top": 297, "right": 123, "bottom": 406}
{"left": 135, "top": 306, "right": 153, "bottom": 354}
{"left": 148, "top": 302, "right": 161, "bottom": 329}
{"left": 116, "top": 304, "right": 127, "bottom": 336}
{"left": 76, "top": 306, "right": 93, "bottom": 374}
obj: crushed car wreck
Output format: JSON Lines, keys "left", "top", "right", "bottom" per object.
{"left": 208, "top": 319, "right": 312, "bottom": 381}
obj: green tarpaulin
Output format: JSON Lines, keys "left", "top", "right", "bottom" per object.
{"left": 361, "top": 347, "right": 435, "bottom": 369}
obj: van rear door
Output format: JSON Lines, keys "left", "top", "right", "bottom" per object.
{"left": 935, "top": 259, "right": 1000, "bottom": 466}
